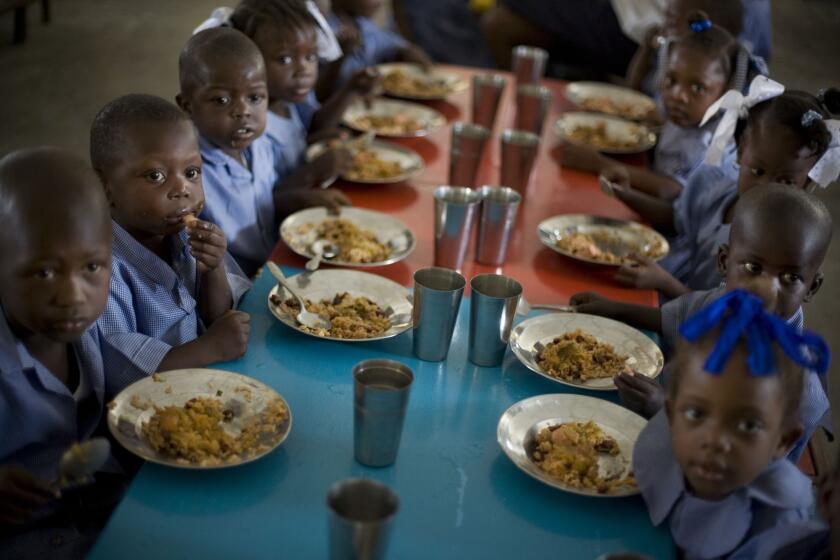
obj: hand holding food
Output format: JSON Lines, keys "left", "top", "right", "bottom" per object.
{"left": 186, "top": 218, "right": 228, "bottom": 274}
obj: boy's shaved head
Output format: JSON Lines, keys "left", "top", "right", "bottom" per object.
{"left": 90, "top": 94, "right": 189, "bottom": 172}
{"left": 179, "top": 27, "right": 264, "bottom": 94}
{"left": 0, "top": 147, "right": 110, "bottom": 251}
{"left": 731, "top": 184, "right": 833, "bottom": 265}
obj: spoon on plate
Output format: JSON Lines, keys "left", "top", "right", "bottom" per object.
{"left": 55, "top": 437, "right": 111, "bottom": 491}
{"left": 305, "top": 240, "right": 340, "bottom": 271}
{"left": 267, "top": 262, "right": 331, "bottom": 330}
{"left": 515, "top": 297, "right": 576, "bottom": 317}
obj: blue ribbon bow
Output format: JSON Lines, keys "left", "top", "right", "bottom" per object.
{"left": 678, "top": 289, "right": 830, "bottom": 376}
{"left": 689, "top": 19, "right": 713, "bottom": 33}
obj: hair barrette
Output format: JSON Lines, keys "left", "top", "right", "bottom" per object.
{"left": 689, "top": 19, "right": 713, "bottom": 33}
{"left": 802, "top": 110, "right": 823, "bottom": 127}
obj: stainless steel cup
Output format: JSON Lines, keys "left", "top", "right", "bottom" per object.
{"left": 434, "top": 186, "right": 481, "bottom": 271}
{"left": 475, "top": 186, "right": 522, "bottom": 266}
{"left": 327, "top": 478, "right": 399, "bottom": 560}
{"left": 511, "top": 45, "right": 548, "bottom": 86}
{"left": 500, "top": 129, "right": 540, "bottom": 194}
{"left": 448, "top": 122, "right": 489, "bottom": 188}
{"left": 515, "top": 84, "right": 553, "bottom": 136}
{"left": 412, "top": 267, "right": 466, "bottom": 361}
{"left": 468, "top": 274, "right": 522, "bottom": 366}
{"left": 472, "top": 74, "right": 507, "bottom": 130}
{"left": 353, "top": 359, "right": 414, "bottom": 467}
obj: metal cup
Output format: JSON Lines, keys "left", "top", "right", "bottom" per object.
{"left": 475, "top": 186, "right": 522, "bottom": 266}
{"left": 515, "top": 84, "right": 552, "bottom": 136}
{"left": 434, "top": 186, "right": 481, "bottom": 271}
{"left": 353, "top": 359, "right": 414, "bottom": 467}
{"left": 500, "top": 129, "right": 540, "bottom": 194}
{"left": 449, "top": 122, "right": 489, "bottom": 188}
{"left": 327, "top": 478, "right": 399, "bottom": 560}
{"left": 468, "top": 274, "right": 522, "bottom": 367}
{"left": 412, "top": 267, "right": 466, "bottom": 361}
{"left": 471, "top": 74, "right": 507, "bottom": 130}
{"left": 511, "top": 45, "right": 548, "bottom": 86}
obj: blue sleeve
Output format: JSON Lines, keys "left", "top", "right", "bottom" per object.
{"left": 361, "top": 17, "right": 407, "bottom": 63}
{"left": 224, "top": 252, "right": 253, "bottom": 307}
{"left": 294, "top": 91, "right": 320, "bottom": 131}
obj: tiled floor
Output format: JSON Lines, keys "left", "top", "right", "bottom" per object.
{"left": 1, "top": 0, "right": 838, "bottom": 436}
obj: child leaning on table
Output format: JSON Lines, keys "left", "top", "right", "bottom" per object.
{"left": 0, "top": 148, "right": 122, "bottom": 558}
{"left": 608, "top": 80, "right": 840, "bottom": 300}
{"left": 633, "top": 289, "right": 828, "bottom": 560}
{"left": 176, "top": 27, "right": 350, "bottom": 276}
{"left": 229, "top": 0, "right": 382, "bottom": 172}
{"left": 563, "top": 12, "right": 750, "bottom": 204}
{"left": 572, "top": 184, "right": 833, "bottom": 461}
{"left": 90, "top": 94, "right": 252, "bottom": 391}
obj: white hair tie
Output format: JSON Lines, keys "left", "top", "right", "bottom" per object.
{"left": 193, "top": 7, "right": 234, "bottom": 34}
{"left": 700, "top": 75, "right": 786, "bottom": 166}
{"left": 307, "top": 1, "right": 343, "bottom": 62}
{"left": 809, "top": 119, "right": 840, "bottom": 188}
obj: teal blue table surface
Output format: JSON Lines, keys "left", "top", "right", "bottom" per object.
{"left": 90, "top": 269, "right": 674, "bottom": 560}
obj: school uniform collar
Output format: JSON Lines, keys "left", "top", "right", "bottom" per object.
{"left": 197, "top": 132, "right": 255, "bottom": 176}
{"left": 634, "top": 410, "right": 812, "bottom": 558}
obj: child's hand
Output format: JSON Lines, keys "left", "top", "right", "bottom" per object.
{"left": 203, "top": 310, "right": 250, "bottom": 362}
{"left": 0, "top": 465, "right": 57, "bottom": 525}
{"left": 614, "top": 371, "right": 664, "bottom": 419}
{"left": 311, "top": 147, "right": 354, "bottom": 183}
{"left": 186, "top": 218, "right": 228, "bottom": 274}
{"left": 335, "top": 24, "right": 361, "bottom": 55}
{"left": 569, "top": 291, "right": 614, "bottom": 316}
{"left": 401, "top": 45, "right": 434, "bottom": 71}
{"left": 561, "top": 141, "right": 605, "bottom": 173}
{"left": 599, "top": 166, "right": 630, "bottom": 197}
{"left": 346, "top": 67, "right": 382, "bottom": 101}
{"left": 615, "top": 254, "right": 674, "bottom": 291}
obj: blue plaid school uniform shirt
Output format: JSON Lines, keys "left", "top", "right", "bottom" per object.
{"left": 326, "top": 13, "right": 407, "bottom": 86}
{"left": 97, "top": 221, "right": 251, "bottom": 393}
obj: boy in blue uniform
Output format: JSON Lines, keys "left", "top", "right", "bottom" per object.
{"left": 91, "top": 94, "right": 252, "bottom": 390}
{"left": 0, "top": 148, "right": 115, "bottom": 558}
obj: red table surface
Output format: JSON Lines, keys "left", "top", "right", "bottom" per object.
{"left": 271, "top": 66, "right": 657, "bottom": 307}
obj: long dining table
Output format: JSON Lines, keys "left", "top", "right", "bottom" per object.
{"left": 89, "top": 66, "right": 674, "bottom": 559}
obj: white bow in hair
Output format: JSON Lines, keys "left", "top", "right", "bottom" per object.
{"left": 193, "top": 7, "right": 234, "bottom": 34}
{"left": 700, "top": 75, "right": 786, "bottom": 166}
{"left": 307, "top": 1, "right": 343, "bottom": 62}
{"left": 809, "top": 119, "right": 840, "bottom": 188}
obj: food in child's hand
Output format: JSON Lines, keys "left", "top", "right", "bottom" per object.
{"left": 269, "top": 292, "right": 391, "bottom": 338}
{"left": 566, "top": 122, "right": 646, "bottom": 151}
{"left": 532, "top": 421, "right": 636, "bottom": 494}
{"left": 579, "top": 96, "right": 651, "bottom": 121}
{"left": 382, "top": 69, "right": 451, "bottom": 97}
{"left": 537, "top": 329, "right": 629, "bottom": 382}
{"left": 346, "top": 113, "right": 423, "bottom": 136}
{"left": 296, "top": 219, "right": 390, "bottom": 263}
{"left": 142, "top": 396, "right": 288, "bottom": 466}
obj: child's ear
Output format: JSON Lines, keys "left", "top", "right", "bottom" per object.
{"left": 95, "top": 169, "right": 115, "bottom": 207}
{"left": 804, "top": 270, "right": 824, "bottom": 303}
{"left": 175, "top": 93, "right": 192, "bottom": 115}
{"left": 717, "top": 244, "right": 730, "bottom": 277}
{"left": 774, "top": 422, "right": 804, "bottom": 460}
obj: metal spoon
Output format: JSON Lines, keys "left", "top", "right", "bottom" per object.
{"left": 515, "top": 296, "right": 576, "bottom": 317}
{"left": 55, "top": 437, "right": 111, "bottom": 491}
{"left": 305, "top": 240, "right": 340, "bottom": 271}
{"left": 267, "top": 262, "right": 331, "bottom": 330}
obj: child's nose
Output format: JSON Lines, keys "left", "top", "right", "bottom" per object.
{"left": 746, "top": 276, "right": 780, "bottom": 314}
{"left": 231, "top": 98, "right": 251, "bottom": 119}
{"left": 701, "top": 422, "right": 731, "bottom": 453}
{"left": 55, "top": 275, "right": 86, "bottom": 307}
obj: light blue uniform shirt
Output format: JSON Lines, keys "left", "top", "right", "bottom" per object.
{"left": 653, "top": 117, "right": 733, "bottom": 188}
{"left": 0, "top": 308, "right": 105, "bottom": 481}
{"left": 659, "top": 286, "right": 830, "bottom": 462}
{"left": 326, "top": 13, "right": 407, "bottom": 86}
{"left": 198, "top": 133, "right": 279, "bottom": 275}
{"left": 660, "top": 164, "right": 738, "bottom": 291}
{"left": 635, "top": 410, "right": 814, "bottom": 560}
{"left": 96, "top": 221, "right": 251, "bottom": 392}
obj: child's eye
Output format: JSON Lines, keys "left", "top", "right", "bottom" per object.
{"left": 776, "top": 177, "right": 796, "bottom": 186}
{"left": 663, "top": 77, "right": 675, "bottom": 88}
{"left": 185, "top": 167, "right": 201, "bottom": 180}
{"left": 248, "top": 94, "right": 264, "bottom": 104}
{"left": 213, "top": 96, "right": 231, "bottom": 106}
{"left": 690, "top": 83, "right": 705, "bottom": 94}
{"left": 743, "top": 262, "right": 761, "bottom": 275}
{"left": 35, "top": 268, "right": 56, "bottom": 280}
{"left": 277, "top": 55, "right": 293, "bottom": 65}
{"left": 737, "top": 419, "right": 762, "bottom": 434}
{"left": 683, "top": 408, "right": 703, "bottom": 422}
{"left": 305, "top": 53, "right": 318, "bottom": 63}
{"left": 781, "top": 272, "right": 802, "bottom": 284}
{"left": 86, "top": 262, "right": 101, "bottom": 273}
{"left": 749, "top": 167, "right": 765, "bottom": 177}
{"left": 145, "top": 170, "right": 165, "bottom": 183}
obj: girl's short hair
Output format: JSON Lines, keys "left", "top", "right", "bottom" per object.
{"left": 231, "top": 0, "right": 318, "bottom": 40}
{"left": 671, "top": 11, "right": 740, "bottom": 84}
{"left": 735, "top": 88, "right": 840, "bottom": 158}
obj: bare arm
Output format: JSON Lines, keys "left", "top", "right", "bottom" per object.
{"left": 186, "top": 219, "right": 233, "bottom": 324}
{"left": 158, "top": 310, "right": 250, "bottom": 371}
{"left": 612, "top": 186, "right": 676, "bottom": 235}
{"left": 571, "top": 293, "right": 663, "bottom": 333}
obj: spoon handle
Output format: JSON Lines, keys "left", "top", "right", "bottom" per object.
{"left": 267, "top": 262, "right": 308, "bottom": 309}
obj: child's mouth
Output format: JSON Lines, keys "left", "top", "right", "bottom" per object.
{"left": 233, "top": 127, "right": 255, "bottom": 140}
{"left": 692, "top": 461, "right": 727, "bottom": 482}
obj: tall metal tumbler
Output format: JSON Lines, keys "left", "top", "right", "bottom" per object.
{"left": 511, "top": 45, "right": 548, "bottom": 86}
{"left": 448, "top": 122, "right": 489, "bottom": 188}
{"left": 475, "top": 186, "right": 522, "bottom": 266}
{"left": 327, "top": 478, "right": 399, "bottom": 560}
{"left": 468, "top": 274, "right": 522, "bottom": 366}
{"left": 412, "top": 267, "right": 466, "bottom": 361}
{"left": 434, "top": 186, "right": 481, "bottom": 271}
{"left": 472, "top": 74, "right": 507, "bottom": 130}
{"left": 500, "top": 129, "right": 540, "bottom": 194}
{"left": 515, "top": 84, "right": 552, "bottom": 136}
{"left": 353, "top": 359, "right": 414, "bottom": 467}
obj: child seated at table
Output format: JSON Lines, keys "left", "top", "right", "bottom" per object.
{"left": 0, "top": 148, "right": 118, "bottom": 558}
{"left": 606, "top": 81, "right": 840, "bottom": 299}
{"left": 633, "top": 289, "right": 828, "bottom": 559}
{"left": 571, "top": 184, "right": 832, "bottom": 461}
{"left": 229, "top": 0, "right": 381, "bottom": 174}
{"left": 563, "top": 12, "right": 750, "bottom": 202}
{"left": 90, "top": 94, "right": 253, "bottom": 389}
{"left": 322, "top": 0, "right": 432, "bottom": 91}
{"left": 176, "top": 27, "right": 350, "bottom": 275}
